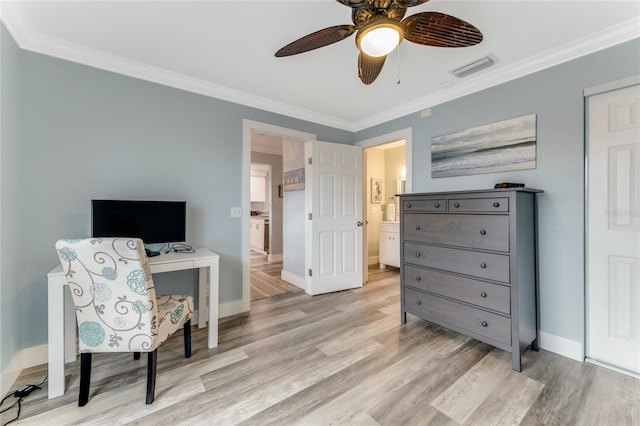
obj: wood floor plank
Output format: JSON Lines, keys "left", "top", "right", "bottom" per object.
{"left": 4, "top": 267, "right": 639, "bottom": 426}
{"left": 574, "top": 366, "right": 640, "bottom": 425}
{"left": 430, "top": 349, "right": 517, "bottom": 423}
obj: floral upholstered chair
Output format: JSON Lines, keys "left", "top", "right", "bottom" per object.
{"left": 55, "top": 237, "right": 194, "bottom": 405}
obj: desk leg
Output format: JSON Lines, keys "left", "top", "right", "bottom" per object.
{"left": 208, "top": 259, "right": 219, "bottom": 348}
{"left": 198, "top": 268, "right": 208, "bottom": 328}
{"left": 48, "top": 277, "right": 66, "bottom": 399}
{"left": 64, "top": 289, "right": 77, "bottom": 363}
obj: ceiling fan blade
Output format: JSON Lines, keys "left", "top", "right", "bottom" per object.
{"left": 336, "top": 0, "right": 368, "bottom": 8}
{"left": 275, "top": 25, "right": 356, "bottom": 57}
{"left": 358, "top": 53, "right": 386, "bottom": 85}
{"left": 403, "top": 12, "right": 483, "bottom": 48}
{"left": 397, "top": 0, "right": 430, "bottom": 7}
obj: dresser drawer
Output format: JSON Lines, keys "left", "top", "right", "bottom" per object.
{"left": 404, "top": 287, "right": 511, "bottom": 345}
{"left": 403, "top": 199, "right": 447, "bottom": 212}
{"left": 404, "top": 242, "right": 510, "bottom": 283}
{"left": 403, "top": 264, "right": 510, "bottom": 314}
{"left": 449, "top": 197, "right": 508, "bottom": 212}
{"left": 404, "top": 214, "right": 509, "bottom": 252}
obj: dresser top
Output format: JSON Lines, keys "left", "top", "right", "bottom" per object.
{"left": 398, "top": 187, "right": 543, "bottom": 197}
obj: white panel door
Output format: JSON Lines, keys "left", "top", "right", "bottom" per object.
{"left": 305, "top": 141, "right": 363, "bottom": 295}
{"left": 587, "top": 83, "right": 640, "bottom": 374}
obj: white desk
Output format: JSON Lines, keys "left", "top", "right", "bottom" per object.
{"left": 46, "top": 248, "right": 220, "bottom": 399}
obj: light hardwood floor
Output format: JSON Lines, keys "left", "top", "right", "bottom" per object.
{"left": 250, "top": 252, "right": 298, "bottom": 302}
{"left": 3, "top": 267, "right": 639, "bottom": 425}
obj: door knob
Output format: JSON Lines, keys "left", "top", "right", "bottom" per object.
{"left": 357, "top": 221, "right": 363, "bottom": 226}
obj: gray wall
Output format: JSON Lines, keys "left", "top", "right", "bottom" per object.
{"left": 1, "top": 22, "right": 352, "bottom": 354}
{"left": 282, "top": 139, "right": 307, "bottom": 281}
{"left": 251, "top": 151, "right": 284, "bottom": 256}
{"left": 355, "top": 39, "right": 640, "bottom": 345}
{"left": 1, "top": 24, "right": 22, "bottom": 389}
{"left": 2, "top": 18, "right": 638, "bottom": 378}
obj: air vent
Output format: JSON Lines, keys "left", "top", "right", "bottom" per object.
{"left": 450, "top": 55, "right": 497, "bottom": 78}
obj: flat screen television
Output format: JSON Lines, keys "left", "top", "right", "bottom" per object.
{"left": 91, "top": 200, "right": 186, "bottom": 245}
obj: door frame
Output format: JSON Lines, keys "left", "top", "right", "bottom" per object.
{"left": 584, "top": 75, "right": 640, "bottom": 375}
{"left": 355, "top": 128, "right": 413, "bottom": 282}
{"left": 242, "top": 119, "right": 316, "bottom": 312}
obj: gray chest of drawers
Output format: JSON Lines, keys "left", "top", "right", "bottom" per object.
{"left": 399, "top": 188, "right": 542, "bottom": 371}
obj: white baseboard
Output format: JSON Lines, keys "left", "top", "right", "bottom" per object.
{"left": 21, "top": 344, "right": 48, "bottom": 368}
{"left": 1, "top": 351, "right": 22, "bottom": 396}
{"left": 7, "top": 304, "right": 248, "bottom": 384}
{"left": 368, "top": 256, "right": 379, "bottom": 266}
{"left": 268, "top": 253, "right": 283, "bottom": 262}
{"left": 539, "top": 331, "right": 584, "bottom": 362}
{"left": 218, "top": 299, "right": 248, "bottom": 318}
{"left": 281, "top": 270, "right": 305, "bottom": 290}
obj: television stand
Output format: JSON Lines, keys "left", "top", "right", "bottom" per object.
{"left": 145, "top": 248, "right": 160, "bottom": 257}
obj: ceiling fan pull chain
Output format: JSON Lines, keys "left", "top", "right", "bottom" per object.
{"left": 396, "top": 45, "right": 401, "bottom": 84}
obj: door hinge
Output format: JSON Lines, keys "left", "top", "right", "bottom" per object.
{"left": 308, "top": 268, "right": 313, "bottom": 277}
{"left": 308, "top": 213, "right": 312, "bottom": 220}
{"left": 308, "top": 157, "right": 312, "bottom": 165}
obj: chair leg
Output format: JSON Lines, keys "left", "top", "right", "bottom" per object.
{"left": 146, "top": 349, "right": 158, "bottom": 404}
{"left": 79, "top": 353, "right": 92, "bottom": 407}
{"left": 133, "top": 352, "right": 141, "bottom": 360}
{"left": 183, "top": 319, "right": 192, "bottom": 359}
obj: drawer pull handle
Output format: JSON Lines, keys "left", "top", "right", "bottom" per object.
{"left": 454, "top": 203, "right": 460, "bottom": 208}
{"left": 416, "top": 253, "right": 421, "bottom": 258}
{"left": 406, "top": 203, "right": 412, "bottom": 208}
{"left": 416, "top": 276, "right": 421, "bottom": 281}
{"left": 434, "top": 203, "right": 440, "bottom": 208}
{"left": 415, "top": 225, "right": 421, "bottom": 231}
{"left": 493, "top": 202, "right": 500, "bottom": 208}
{"left": 480, "top": 229, "right": 487, "bottom": 235}
{"left": 481, "top": 321, "right": 488, "bottom": 327}
{"left": 416, "top": 300, "right": 422, "bottom": 305}
{"left": 480, "top": 263, "right": 487, "bottom": 269}
{"left": 481, "top": 292, "right": 487, "bottom": 298}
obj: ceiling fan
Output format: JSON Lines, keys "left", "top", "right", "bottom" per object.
{"left": 275, "top": 0, "right": 483, "bottom": 85}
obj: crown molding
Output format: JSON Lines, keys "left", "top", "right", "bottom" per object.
{"left": 0, "top": 2, "right": 355, "bottom": 132}
{"left": 2, "top": 2, "right": 638, "bottom": 134}
{"left": 352, "top": 18, "right": 640, "bottom": 131}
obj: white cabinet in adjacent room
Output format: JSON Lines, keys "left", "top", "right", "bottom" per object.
{"left": 379, "top": 221, "right": 400, "bottom": 268}
{"left": 250, "top": 176, "right": 266, "bottom": 202}
{"left": 250, "top": 218, "right": 269, "bottom": 254}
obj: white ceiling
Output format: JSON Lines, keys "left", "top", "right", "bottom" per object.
{"left": 2, "top": 1, "right": 638, "bottom": 131}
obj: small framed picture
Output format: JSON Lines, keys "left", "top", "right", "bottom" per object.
{"left": 371, "top": 178, "right": 383, "bottom": 203}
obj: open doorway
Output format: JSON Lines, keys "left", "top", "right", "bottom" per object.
{"left": 356, "top": 128, "right": 413, "bottom": 284}
{"left": 243, "top": 121, "right": 316, "bottom": 308}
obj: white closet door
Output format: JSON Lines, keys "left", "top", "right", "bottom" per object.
{"left": 587, "top": 83, "right": 640, "bottom": 374}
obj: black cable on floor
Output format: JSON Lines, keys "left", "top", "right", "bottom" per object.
{"left": 1, "top": 375, "right": 47, "bottom": 426}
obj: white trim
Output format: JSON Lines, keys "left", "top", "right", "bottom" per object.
{"left": 218, "top": 299, "right": 248, "bottom": 319}
{"left": 1, "top": 2, "right": 637, "bottom": 133}
{"left": 1, "top": 351, "right": 21, "bottom": 396}
{"left": 281, "top": 270, "right": 305, "bottom": 290}
{"left": 0, "top": 3, "right": 353, "bottom": 132}
{"left": 351, "top": 19, "right": 640, "bottom": 131}
{"left": 243, "top": 120, "right": 316, "bottom": 312}
{"left": 584, "top": 75, "right": 640, "bottom": 97}
{"left": 267, "top": 253, "right": 283, "bottom": 262}
{"left": 355, "top": 127, "right": 413, "bottom": 193}
{"left": 21, "top": 344, "right": 48, "bottom": 369}
{"left": 368, "top": 256, "right": 379, "bottom": 266}
{"left": 585, "top": 358, "right": 640, "bottom": 379}
{"left": 539, "top": 331, "right": 584, "bottom": 362}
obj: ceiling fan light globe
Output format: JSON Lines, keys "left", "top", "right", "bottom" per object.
{"left": 356, "top": 19, "right": 404, "bottom": 58}
{"left": 361, "top": 27, "right": 400, "bottom": 57}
